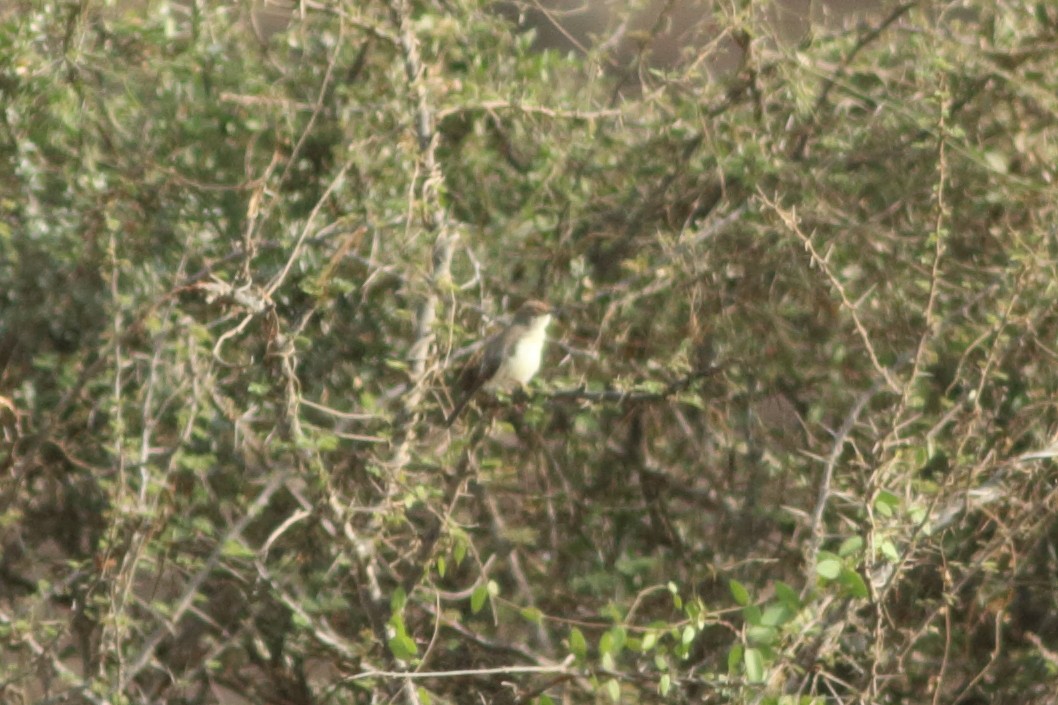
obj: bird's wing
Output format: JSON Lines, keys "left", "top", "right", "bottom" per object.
{"left": 445, "top": 336, "right": 504, "bottom": 426}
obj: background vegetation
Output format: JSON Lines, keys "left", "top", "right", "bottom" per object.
{"left": 3, "top": 0, "right": 1058, "bottom": 703}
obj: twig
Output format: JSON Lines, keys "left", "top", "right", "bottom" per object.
{"left": 119, "top": 470, "right": 290, "bottom": 690}
{"left": 761, "top": 192, "right": 900, "bottom": 393}
{"left": 435, "top": 100, "right": 622, "bottom": 122}
{"left": 790, "top": 2, "right": 918, "bottom": 159}
{"left": 803, "top": 379, "right": 884, "bottom": 590}
{"left": 388, "top": 0, "right": 458, "bottom": 468}
{"left": 347, "top": 656, "right": 576, "bottom": 681}
{"left": 545, "top": 368, "right": 718, "bottom": 404}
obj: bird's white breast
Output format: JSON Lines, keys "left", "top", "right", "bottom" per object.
{"left": 487, "top": 314, "right": 550, "bottom": 390}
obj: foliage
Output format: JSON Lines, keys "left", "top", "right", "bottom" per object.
{"left": 3, "top": 0, "right": 1058, "bottom": 703}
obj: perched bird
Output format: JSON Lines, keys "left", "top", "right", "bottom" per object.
{"left": 445, "top": 300, "right": 553, "bottom": 427}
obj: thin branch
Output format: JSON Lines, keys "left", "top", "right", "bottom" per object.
{"left": 545, "top": 368, "right": 718, "bottom": 405}
{"left": 803, "top": 379, "right": 884, "bottom": 589}
{"left": 435, "top": 100, "right": 622, "bottom": 122}
{"left": 347, "top": 656, "right": 576, "bottom": 681}
{"left": 388, "top": 0, "right": 458, "bottom": 466}
{"left": 761, "top": 192, "right": 901, "bottom": 393}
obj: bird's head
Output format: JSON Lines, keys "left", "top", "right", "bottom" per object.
{"left": 513, "top": 300, "right": 554, "bottom": 328}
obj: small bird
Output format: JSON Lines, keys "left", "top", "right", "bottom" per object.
{"left": 445, "top": 300, "right": 554, "bottom": 427}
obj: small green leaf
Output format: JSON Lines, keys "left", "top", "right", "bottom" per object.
{"left": 669, "top": 581, "right": 683, "bottom": 609}
{"left": 881, "top": 539, "right": 900, "bottom": 562}
{"left": 600, "top": 631, "right": 613, "bottom": 655}
{"left": 909, "top": 505, "right": 927, "bottom": 524}
{"left": 816, "top": 558, "right": 842, "bottom": 580}
{"left": 875, "top": 490, "right": 900, "bottom": 517}
{"left": 838, "top": 535, "right": 863, "bottom": 557}
{"left": 983, "top": 151, "right": 1008, "bottom": 174}
{"left": 840, "top": 567, "right": 869, "bottom": 598}
{"left": 315, "top": 432, "right": 339, "bottom": 452}
{"left": 569, "top": 627, "right": 587, "bottom": 659}
{"left": 454, "top": 539, "right": 467, "bottom": 566}
{"left": 747, "top": 625, "right": 778, "bottom": 646}
{"left": 659, "top": 672, "right": 671, "bottom": 695}
{"left": 744, "top": 647, "right": 765, "bottom": 683}
{"left": 773, "top": 581, "right": 800, "bottom": 610}
{"left": 436, "top": 556, "right": 446, "bottom": 578}
{"left": 609, "top": 627, "right": 627, "bottom": 653}
{"left": 760, "top": 604, "right": 792, "bottom": 627}
{"left": 641, "top": 631, "right": 657, "bottom": 651}
{"left": 728, "top": 644, "right": 744, "bottom": 674}
{"left": 729, "top": 579, "right": 750, "bottom": 606}
{"left": 605, "top": 678, "right": 620, "bottom": 702}
{"left": 520, "top": 606, "right": 542, "bottom": 624}
{"left": 388, "top": 632, "right": 418, "bottom": 660}
{"left": 470, "top": 585, "right": 488, "bottom": 614}
{"left": 221, "top": 538, "right": 255, "bottom": 559}
{"left": 390, "top": 587, "right": 407, "bottom": 613}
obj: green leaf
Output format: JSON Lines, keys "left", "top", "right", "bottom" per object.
{"left": 641, "top": 631, "right": 657, "bottom": 651}
{"left": 728, "top": 644, "right": 744, "bottom": 674}
{"left": 390, "top": 587, "right": 407, "bottom": 613}
{"left": 659, "top": 672, "right": 671, "bottom": 695}
{"left": 220, "top": 537, "right": 255, "bottom": 560}
{"left": 747, "top": 623, "right": 778, "bottom": 646}
{"left": 454, "top": 539, "right": 467, "bottom": 566}
{"left": 773, "top": 581, "right": 800, "bottom": 610}
{"left": 669, "top": 581, "right": 683, "bottom": 609}
{"left": 315, "top": 432, "right": 339, "bottom": 452}
{"left": 816, "top": 558, "right": 842, "bottom": 580}
{"left": 881, "top": 539, "right": 900, "bottom": 562}
{"left": 470, "top": 585, "right": 488, "bottom": 614}
{"left": 520, "top": 606, "right": 543, "bottom": 624}
{"left": 388, "top": 632, "right": 418, "bottom": 660}
{"left": 569, "top": 627, "right": 587, "bottom": 659}
{"left": 436, "top": 556, "right": 446, "bottom": 578}
{"left": 875, "top": 490, "right": 900, "bottom": 517}
{"left": 760, "top": 604, "right": 792, "bottom": 627}
{"left": 840, "top": 567, "right": 869, "bottom": 598}
{"left": 729, "top": 579, "right": 750, "bottom": 606}
{"left": 983, "top": 151, "right": 1008, "bottom": 174}
{"left": 605, "top": 678, "right": 620, "bottom": 702}
{"left": 744, "top": 647, "right": 765, "bottom": 683}
{"left": 599, "top": 631, "right": 613, "bottom": 655}
{"left": 838, "top": 535, "right": 863, "bottom": 557}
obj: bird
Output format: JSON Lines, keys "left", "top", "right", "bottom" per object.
{"left": 445, "top": 300, "right": 554, "bottom": 427}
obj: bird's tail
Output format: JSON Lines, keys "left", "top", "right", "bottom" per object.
{"left": 444, "top": 396, "right": 471, "bottom": 427}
